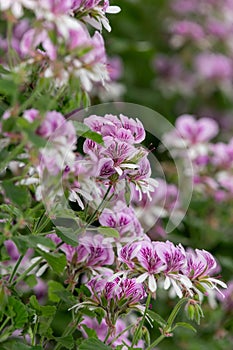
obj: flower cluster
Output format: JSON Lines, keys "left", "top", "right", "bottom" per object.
{"left": 83, "top": 114, "right": 158, "bottom": 199}
{"left": 118, "top": 237, "right": 227, "bottom": 298}
{"left": 0, "top": 0, "right": 120, "bottom": 94}
{"left": 153, "top": 0, "right": 233, "bottom": 108}
{"left": 163, "top": 114, "right": 233, "bottom": 202}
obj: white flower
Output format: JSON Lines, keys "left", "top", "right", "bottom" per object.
{"left": 0, "top": 0, "right": 36, "bottom": 18}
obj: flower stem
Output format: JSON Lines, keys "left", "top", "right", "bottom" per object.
{"left": 0, "top": 316, "right": 11, "bottom": 333}
{"left": 146, "top": 334, "right": 165, "bottom": 350}
{"left": 131, "top": 293, "right": 151, "bottom": 347}
{"left": 84, "top": 185, "right": 112, "bottom": 228}
{"left": 104, "top": 328, "right": 112, "bottom": 344}
{"left": 9, "top": 254, "right": 24, "bottom": 283}
{"left": 109, "top": 323, "right": 134, "bottom": 346}
{"left": 11, "top": 257, "right": 44, "bottom": 286}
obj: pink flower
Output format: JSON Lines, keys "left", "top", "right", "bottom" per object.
{"left": 175, "top": 114, "right": 219, "bottom": 144}
{"left": 83, "top": 114, "right": 148, "bottom": 180}
{"left": 135, "top": 241, "right": 167, "bottom": 293}
{"left": 211, "top": 140, "right": 233, "bottom": 167}
{"left": 61, "top": 234, "right": 115, "bottom": 270}
{"left": 107, "top": 56, "right": 123, "bottom": 81}
{"left": 171, "top": 20, "right": 204, "bottom": 41}
{"left": 195, "top": 53, "right": 233, "bottom": 81}
{"left": 99, "top": 201, "right": 144, "bottom": 238}
{"left": 88, "top": 275, "right": 146, "bottom": 306}
{"left": 182, "top": 249, "right": 227, "bottom": 296}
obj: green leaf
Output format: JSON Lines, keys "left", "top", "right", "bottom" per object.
{"left": 25, "top": 130, "right": 47, "bottom": 148}
{"left": 147, "top": 310, "right": 167, "bottom": 327}
{"left": 48, "top": 281, "right": 65, "bottom": 302}
{"left": 81, "top": 325, "right": 98, "bottom": 339}
{"left": 175, "top": 322, "right": 197, "bottom": 333}
{"left": 0, "top": 143, "right": 25, "bottom": 173}
{"left": 29, "top": 295, "right": 41, "bottom": 311}
{"left": 2, "top": 180, "right": 30, "bottom": 208}
{"left": 29, "top": 295, "right": 56, "bottom": 317}
{"left": 97, "top": 226, "right": 120, "bottom": 238}
{"left": 0, "top": 204, "right": 22, "bottom": 218}
{"left": 54, "top": 335, "right": 74, "bottom": 349}
{"left": 79, "top": 338, "right": 112, "bottom": 350}
{"left": 24, "top": 274, "right": 37, "bottom": 288}
{"left": 13, "top": 235, "right": 56, "bottom": 251}
{"left": 12, "top": 344, "right": 43, "bottom": 350}
{"left": 55, "top": 226, "right": 79, "bottom": 246}
{"left": 0, "top": 65, "right": 10, "bottom": 74}
{"left": 0, "top": 78, "right": 17, "bottom": 96}
{"left": 8, "top": 297, "right": 28, "bottom": 328}
{"left": 73, "top": 121, "right": 104, "bottom": 145}
{"left": 38, "top": 251, "right": 66, "bottom": 275}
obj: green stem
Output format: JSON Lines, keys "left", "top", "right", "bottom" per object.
{"left": 103, "top": 328, "right": 112, "bottom": 344}
{"left": 131, "top": 293, "right": 151, "bottom": 347}
{"left": 9, "top": 254, "right": 24, "bottom": 283}
{"left": 18, "top": 82, "right": 44, "bottom": 113}
{"left": 7, "top": 21, "right": 14, "bottom": 70}
{"left": 109, "top": 323, "right": 134, "bottom": 346}
{"left": 33, "top": 213, "right": 51, "bottom": 235}
{"left": 146, "top": 334, "right": 165, "bottom": 350}
{"left": 54, "top": 319, "right": 80, "bottom": 350}
{"left": 0, "top": 316, "right": 11, "bottom": 333}
{"left": 166, "top": 297, "right": 188, "bottom": 329}
{"left": 32, "top": 317, "right": 39, "bottom": 346}
{"left": 146, "top": 297, "right": 188, "bottom": 350}
{"left": 12, "top": 257, "right": 44, "bottom": 286}
{"left": 84, "top": 185, "right": 112, "bottom": 229}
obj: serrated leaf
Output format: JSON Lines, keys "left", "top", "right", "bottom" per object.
{"left": 29, "top": 295, "right": 41, "bottom": 311}
{"left": 48, "top": 281, "right": 65, "bottom": 302}
{"left": 79, "top": 338, "right": 112, "bottom": 350}
{"left": 54, "top": 335, "right": 74, "bottom": 349}
{"left": 175, "top": 322, "right": 197, "bottom": 333}
{"left": 13, "top": 235, "right": 56, "bottom": 251}
{"left": 2, "top": 180, "right": 30, "bottom": 208}
{"left": 29, "top": 295, "right": 56, "bottom": 317}
{"left": 78, "top": 285, "right": 91, "bottom": 297}
{"left": 81, "top": 325, "right": 98, "bottom": 339}
{"left": 39, "top": 251, "right": 66, "bottom": 274}
{"left": 97, "top": 226, "right": 120, "bottom": 238}
{"left": 147, "top": 310, "right": 167, "bottom": 327}
{"left": 8, "top": 297, "right": 28, "bottom": 328}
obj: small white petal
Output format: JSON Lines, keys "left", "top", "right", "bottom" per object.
{"left": 115, "top": 166, "right": 123, "bottom": 176}
{"left": 136, "top": 272, "right": 149, "bottom": 284}
{"left": 105, "top": 6, "right": 121, "bottom": 14}
{"left": 171, "top": 279, "right": 183, "bottom": 298}
{"left": 208, "top": 278, "right": 228, "bottom": 289}
{"left": 164, "top": 276, "right": 171, "bottom": 290}
{"left": 37, "top": 244, "right": 50, "bottom": 252}
{"left": 148, "top": 274, "right": 157, "bottom": 293}
{"left": 36, "top": 263, "right": 49, "bottom": 277}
